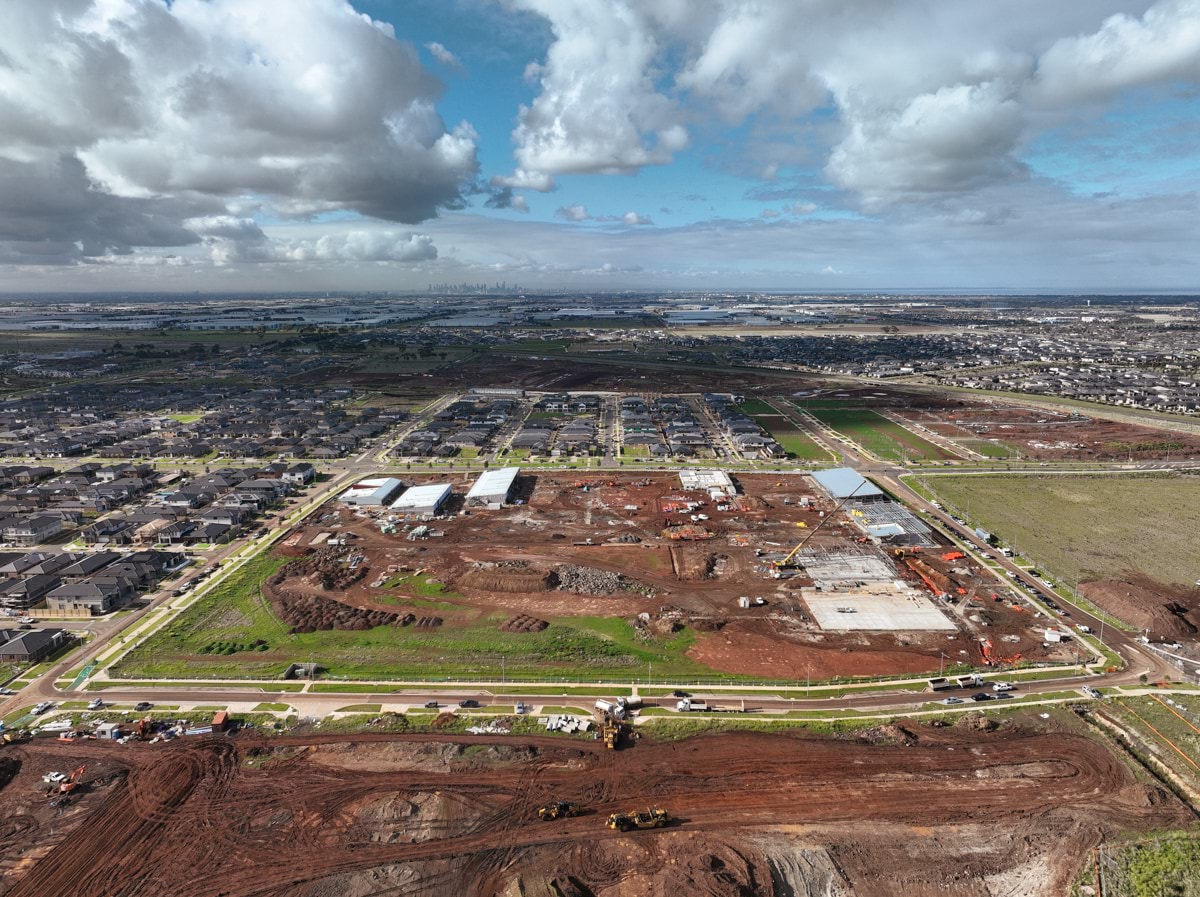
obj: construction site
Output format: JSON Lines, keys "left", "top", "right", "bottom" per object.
{"left": 0, "top": 714, "right": 1189, "bottom": 897}
{"left": 253, "top": 469, "right": 1081, "bottom": 682}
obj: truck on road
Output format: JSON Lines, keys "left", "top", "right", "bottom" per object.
{"left": 675, "top": 697, "right": 746, "bottom": 713}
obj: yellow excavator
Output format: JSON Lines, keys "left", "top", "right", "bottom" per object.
{"left": 606, "top": 807, "right": 670, "bottom": 832}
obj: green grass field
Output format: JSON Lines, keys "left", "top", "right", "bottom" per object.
{"left": 922, "top": 474, "right": 1200, "bottom": 587}
{"left": 737, "top": 399, "right": 778, "bottom": 415}
{"left": 958, "top": 438, "right": 1015, "bottom": 459}
{"left": 806, "top": 405, "right": 957, "bottom": 462}
{"left": 111, "top": 551, "right": 721, "bottom": 682}
{"left": 1108, "top": 694, "right": 1200, "bottom": 797}
{"left": 1081, "top": 833, "right": 1200, "bottom": 897}
{"left": 749, "top": 413, "right": 831, "bottom": 460}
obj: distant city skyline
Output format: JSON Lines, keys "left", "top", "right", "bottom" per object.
{"left": 2, "top": 0, "right": 1200, "bottom": 291}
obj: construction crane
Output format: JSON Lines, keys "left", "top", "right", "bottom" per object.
{"left": 775, "top": 479, "right": 871, "bottom": 570}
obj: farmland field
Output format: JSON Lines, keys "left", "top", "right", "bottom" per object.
{"left": 921, "top": 474, "right": 1200, "bottom": 587}
{"left": 805, "top": 405, "right": 957, "bottom": 462}
{"left": 737, "top": 398, "right": 778, "bottom": 415}
{"left": 749, "top": 412, "right": 832, "bottom": 461}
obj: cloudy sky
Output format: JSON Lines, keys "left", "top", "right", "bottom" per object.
{"left": 2, "top": 0, "right": 1200, "bottom": 292}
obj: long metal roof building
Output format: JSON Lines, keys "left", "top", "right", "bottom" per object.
{"left": 466, "top": 466, "right": 520, "bottom": 505}
{"left": 810, "top": 468, "right": 884, "bottom": 501}
{"left": 390, "top": 483, "right": 452, "bottom": 516}
{"left": 340, "top": 477, "right": 404, "bottom": 507}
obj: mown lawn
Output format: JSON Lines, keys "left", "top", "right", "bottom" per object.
{"left": 112, "top": 551, "right": 720, "bottom": 682}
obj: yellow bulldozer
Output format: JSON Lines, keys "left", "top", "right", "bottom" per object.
{"left": 600, "top": 713, "right": 624, "bottom": 750}
{"left": 538, "top": 801, "right": 583, "bottom": 822}
{"left": 606, "top": 807, "right": 670, "bottom": 832}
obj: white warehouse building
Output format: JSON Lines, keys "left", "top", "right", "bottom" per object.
{"left": 390, "top": 483, "right": 452, "bottom": 518}
{"left": 465, "top": 467, "right": 521, "bottom": 506}
{"left": 340, "top": 477, "right": 404, "bottom": 508}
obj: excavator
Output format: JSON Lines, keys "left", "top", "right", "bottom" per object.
{"left": 538, "top": 801, "right": 583, "bottom": 822}
{"left": 59, "top": 765, "right": 86, "bottom": 795}
{"left": 606, "top": 807, "right": 670, "bottom": 832}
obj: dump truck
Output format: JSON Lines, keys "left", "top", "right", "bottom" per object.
{"left": 538, "top": 801, "right": 583, "bottom": 822}
{"left": 606, "top": 807, "right": 670, "bottom": 832}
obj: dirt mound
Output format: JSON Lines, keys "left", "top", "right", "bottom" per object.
{"left": 500, "top": 615, "right": 549, "bottom": 633}
{"left": 1080, "top": 575, "right": 1200, "bottom": 638}
{"left": 273, "top": 589, "right": 401, "bottom": 633}
{"left": 413, "top": 616, "right": 443, "bottom": 630}
{"left": 856, "top": 723, "right": 918, "bottom": 746}
{"left": 0, "top": 757, "right": 18, "bottom": 790}
{"left": 607, "top": 533, "right": 642, "bottom": 544}
{"left": 956, "top": 713, "right": 1000, "bottom": 733}
{"left": 458, "top": 562, "right": 553, "bottom": 593}
{"left": 274, "top": 547, "right": 368, "bottom": 592}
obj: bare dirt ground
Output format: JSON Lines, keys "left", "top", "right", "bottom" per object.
{"left": 893, "top": 400, "right": 1200, "bottom": 461}
{"left": 338, "top": 354, "right": 821, "bottom": 394}
{"left": 276, "top": 472, "right": 1076, "bottom": 679}
{"left": 1081, "top": 576, "right": 1200, "bottom": 640}
{"left": 0, "top": 721, "right": 1187, "bottom": 896}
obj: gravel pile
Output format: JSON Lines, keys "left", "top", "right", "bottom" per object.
{"left": 553, "top": 564, "right": 646, "bottom": 595}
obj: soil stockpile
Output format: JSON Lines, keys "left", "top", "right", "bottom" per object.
{"left": 1081, "top": 575, "right": 1200, "bottom": 639}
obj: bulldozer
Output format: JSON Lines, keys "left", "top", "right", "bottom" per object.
{"left": 538, "top": 801, "right": 583, "bottom": 822}
{"left": 606, "top": 807, "right": 670, "bottom": 832}
{"left": 601, "top": 715, "right": 623, "bottom": 750}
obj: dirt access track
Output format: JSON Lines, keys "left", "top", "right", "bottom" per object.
{"left": 0, "top": 723, "right": 1187, "bottom": 897}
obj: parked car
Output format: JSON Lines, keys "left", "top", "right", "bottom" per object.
{"left": 134, "top": 702, "right": 153, "bottom": 712}
{"left": 941, "top": 697, "right": 964, "bottom": 705}
{"left": 992, "top": 682, "right": 1014, "bottom": 692}
{"left": 672, "top": 689, "right": 690, "bottom": 698}
{"left": 87, "top": 699, "right": 104, "bottom": 710}
{"left": 423, "top": 700, "right": 439, "bottom": 709}
{"left": 0, "top": 688, "right": 16, "bottom": 696}
{"left": 33, "top": 701, "right": 54, "bottom": 714}
{"left": 970, "top": 693, "right": 993, "bottom": 702}
{"left": 457, "top": 699, "right": 480, "bottom": 709}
